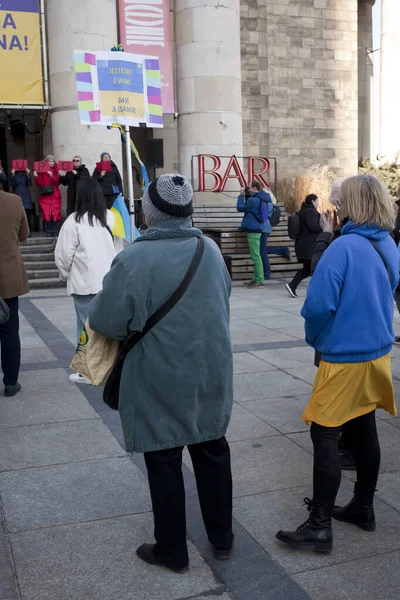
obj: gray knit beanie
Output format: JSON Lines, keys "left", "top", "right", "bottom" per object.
{"left": 143, "top": 174, "right": 194, "bottom": 223}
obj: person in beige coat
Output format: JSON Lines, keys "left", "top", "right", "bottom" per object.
{"left": 0, "top": 189, "right": 30, "bottom": 396}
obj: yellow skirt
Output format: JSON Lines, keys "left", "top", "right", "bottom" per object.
{"left": 302, "top": 353, "right": 397, "bottom": 427}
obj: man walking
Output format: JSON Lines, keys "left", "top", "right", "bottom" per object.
{"left": 0, "top": 186, "right": 30, "bottom": 396}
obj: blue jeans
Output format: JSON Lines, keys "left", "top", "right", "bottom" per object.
{"left": 260, "top": 233, "right": 271, "bottom": 279}
{"left": 260, "top": 235, "right": 290, "bottom": 279}
{"left": 72, "top": 294, "right": 96, "bottom": 346}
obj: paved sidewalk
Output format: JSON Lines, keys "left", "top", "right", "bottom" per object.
{"left": 1, "top": 281, "right": 400, "bottom": 600}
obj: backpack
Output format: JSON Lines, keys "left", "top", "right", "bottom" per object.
{"left": 288, "top": 213, "right": 301, "bottom": 239}
{"left": 269, "top": 204, "right": 281, "bottom": 227}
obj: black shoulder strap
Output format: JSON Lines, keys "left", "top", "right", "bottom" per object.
{"left": 368, "top": 239, "right": 393, "bottom": 286}
{"left": 122, "top": 236, "right": 205, "bottom": 356}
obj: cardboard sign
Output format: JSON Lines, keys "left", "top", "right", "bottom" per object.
{"left": 12, "top": 159, "right": 29, "bottom": 172}
{"left": 57, "top": 160, "right": 74, "bottom": 172}
{"left": 34, "top": 161, "right": 50, "bottom": 174}
{"left": 96, "top": 161, "right": 112, "bottom": 173}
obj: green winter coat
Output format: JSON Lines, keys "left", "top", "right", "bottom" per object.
{"left": 88, "top": 235, "right": 233, "bottom": 453}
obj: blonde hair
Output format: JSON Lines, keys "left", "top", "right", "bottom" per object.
{"left": 340, "top": 175, "right": 395, "bottom": 230}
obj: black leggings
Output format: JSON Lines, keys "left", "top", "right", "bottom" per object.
{"left": 311, "top": 410, "right": 380, "bottom": 509}
{"left": 290, "top": 260, "right": 312, "bottom": 291}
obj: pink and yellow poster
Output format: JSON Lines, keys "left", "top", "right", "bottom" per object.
{"left": 74, "top": 50, "right": 163, "bottom": 128}
{"left": 0, "top": 0, "right": 44, "bottom": 105}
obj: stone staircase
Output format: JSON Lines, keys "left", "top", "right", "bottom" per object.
{"left": 21, "top": 237, "right": 66, "bottom": 290}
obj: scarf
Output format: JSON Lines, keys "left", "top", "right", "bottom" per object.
{"left": 134, "top": 216, "right": 202, "bottom": 242}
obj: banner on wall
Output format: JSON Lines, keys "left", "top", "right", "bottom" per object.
{"left": 118, "top": 0, "right": 174, "bottom": 114}
{"left": 0, "top": 0, "right": 44, "bottom": 105}
{"left": 74, "top": 50, "right": 163, "bottom": 128}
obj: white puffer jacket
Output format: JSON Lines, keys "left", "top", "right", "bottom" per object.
{"left": 55, "top": 211, "right": 117, "bottom": 296}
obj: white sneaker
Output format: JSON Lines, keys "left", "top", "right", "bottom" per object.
{"left": 285, "top": 283, "right": 298, "bottom": 298}
{"left": 69, "top": 373, "right": 92, "bottom": 385}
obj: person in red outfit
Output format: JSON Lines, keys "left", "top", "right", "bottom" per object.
{"left": 33, "top": 155, "right": 61, "bottom": 237}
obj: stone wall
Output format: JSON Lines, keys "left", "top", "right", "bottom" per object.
{"left": 240, "top": 0, "right": 359, "bottom": 182}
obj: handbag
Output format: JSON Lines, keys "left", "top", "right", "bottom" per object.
{"left": 0, "top": 296, "right": 10, "bottom": 325}
{"left": 103, "top": 236, "right": 205, "bottom": 410}
{"left": 40, "top": 184, "right": 54, "bottom": 196}
{"left": 70, "top": 320, "right": 120, "bottom": 385}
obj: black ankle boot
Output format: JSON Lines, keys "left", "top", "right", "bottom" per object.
{"left": 276, "top": 498, "right": 333, "bottom": 553}
{"left": 333, "top": 485, "right": 376, "bottom": 532}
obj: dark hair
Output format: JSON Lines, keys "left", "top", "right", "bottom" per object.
{"left": 305, "top": 194, "right": 318, "bottom": 206}
{"left": 251, "top": 180, "right": 262, "bottom": 192}
{"left": 75, "top": 178, "right": 108, "bottom": 227}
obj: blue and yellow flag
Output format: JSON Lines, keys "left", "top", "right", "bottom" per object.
{"left": 110, "top": 194, "right": 140, "bottom": 242}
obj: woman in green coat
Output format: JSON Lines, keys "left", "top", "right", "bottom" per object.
{"left": 89, "top": 174, "right": 234, "bottom": 573}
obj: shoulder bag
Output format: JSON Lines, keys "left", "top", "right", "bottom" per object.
{"left": 103, "top": 236, "right": 205, "bottom": 410}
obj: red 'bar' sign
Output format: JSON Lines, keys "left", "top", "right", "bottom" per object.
{"left": 12, "top": 159, "right": 28, "bottom": 171}
{"left": 197, "top": 155, "right": 271, "bottom": 192}
{"left": 57, "top": 160, "right": 74, "bottom": 172}
{"left": 34, "top": 161, "right": 50, "bottom": 173}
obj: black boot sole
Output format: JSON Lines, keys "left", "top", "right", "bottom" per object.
{"left": 275, "top": 532, "right": 332, "bottom": 553}
{"left": 332, "top": 514, "right": 376, "bottom": 532}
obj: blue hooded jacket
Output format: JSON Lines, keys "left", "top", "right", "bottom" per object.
{"left": 237, "top": 191, "right": 272, "bottom": 233}
{"left": 301, "top": 221, "right": 400, "bottom": 363}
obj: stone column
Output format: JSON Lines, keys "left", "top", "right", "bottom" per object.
{"left": 46, "top": 0, "right": 123, "bottom": 173}
{"left": 380, "top": 0, "right": 400, "bottom": 161}
{"left": 175, "top": 0, "right": 243, "bottom": 198}
{"left": 358, "top": 0, "right": 375, "bottom": 160}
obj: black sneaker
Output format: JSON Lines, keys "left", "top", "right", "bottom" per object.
{"left": 136, "top": 543, "right": 188, "bottom": 573}
{"left": 4, "top": 383, "right": 21, "bottom": 397}
{"left": 394, "top": 336, "right": 400, "bottom": 345}
{"left": 285, "top": 283, "right": 297, "bottom": 298}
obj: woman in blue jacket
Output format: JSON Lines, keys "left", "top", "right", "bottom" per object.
{"left": 276, "top": 175, "right": 399, "bottom": 553}
{"left": 10, "top": 167, "right": 35, "bottom": 232}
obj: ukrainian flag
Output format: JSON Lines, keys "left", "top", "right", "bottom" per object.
{"left": 110, "top": 194, "right": 140, "bottom": 243}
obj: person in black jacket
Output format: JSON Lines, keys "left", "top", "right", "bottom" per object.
{"left": 60, "top": 156, "right": 90, "bottom": 216}
{"left": 92, "top": 152, "right": 123, "bottom": 209}
{"left": 285, "top": 194, "right": 322, "bottom": 297}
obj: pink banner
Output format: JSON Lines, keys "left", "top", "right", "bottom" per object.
{"left": 118, "top": 0, "right": 174, "bottom": 114}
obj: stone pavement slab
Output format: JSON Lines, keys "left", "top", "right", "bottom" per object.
{"left": 233, "top": 483, "right": 400, "bottom": 575}
{"left": 242, "top": 395, "right": 311, "bottom": 434}
{"left": 293, "top": 551, "right": 400, "bottom": 600}
{"left": 0, "top": 457, "right": 151, "bottom": 532}
{"left": 0, "top": 510, "right": 18, "bottom": 600}
{"left": 10, "top": 513, "right": 220, "bottom": 600}
{"left": 226, "top": 402, "right": 279, "bottom": 442}
{"left": 0, "top": 419, "right": 124, "bottom": 472}
{"left": 250, "top": 346, "right": 315, "bottom": 368}
{"left": 234, "top": 370, "right": 312, "bottom": 402}
{"left": 228, "top": 436, "right": 313, "bottom": 497}
{"left": 233, "top": 351, "right": 277, "bottom": 374}
{"left": 0, "top": 369, "right": 97, "bottom": 428}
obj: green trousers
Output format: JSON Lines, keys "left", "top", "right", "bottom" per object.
{"left": 247, "top": 233, "right": 264, "bottom": 283}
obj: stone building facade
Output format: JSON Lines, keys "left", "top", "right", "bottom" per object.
{"left": 0, "top": 0, "right": 377, "bottom": 205}
{"left": 240, "top": 0, "right": 369, "bottom": 179}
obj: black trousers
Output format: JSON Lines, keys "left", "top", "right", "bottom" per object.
{"left": 144, "top": 436, "right": 233, "bottom": 569}
{"left": 0, "top": 297, "right": 21, "bottom": 387}
{"left": 311, "top": 410, "right": 380, "bottom": 509}
{"left": 290, "top": 259, "right": 312, "bottom": 291}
